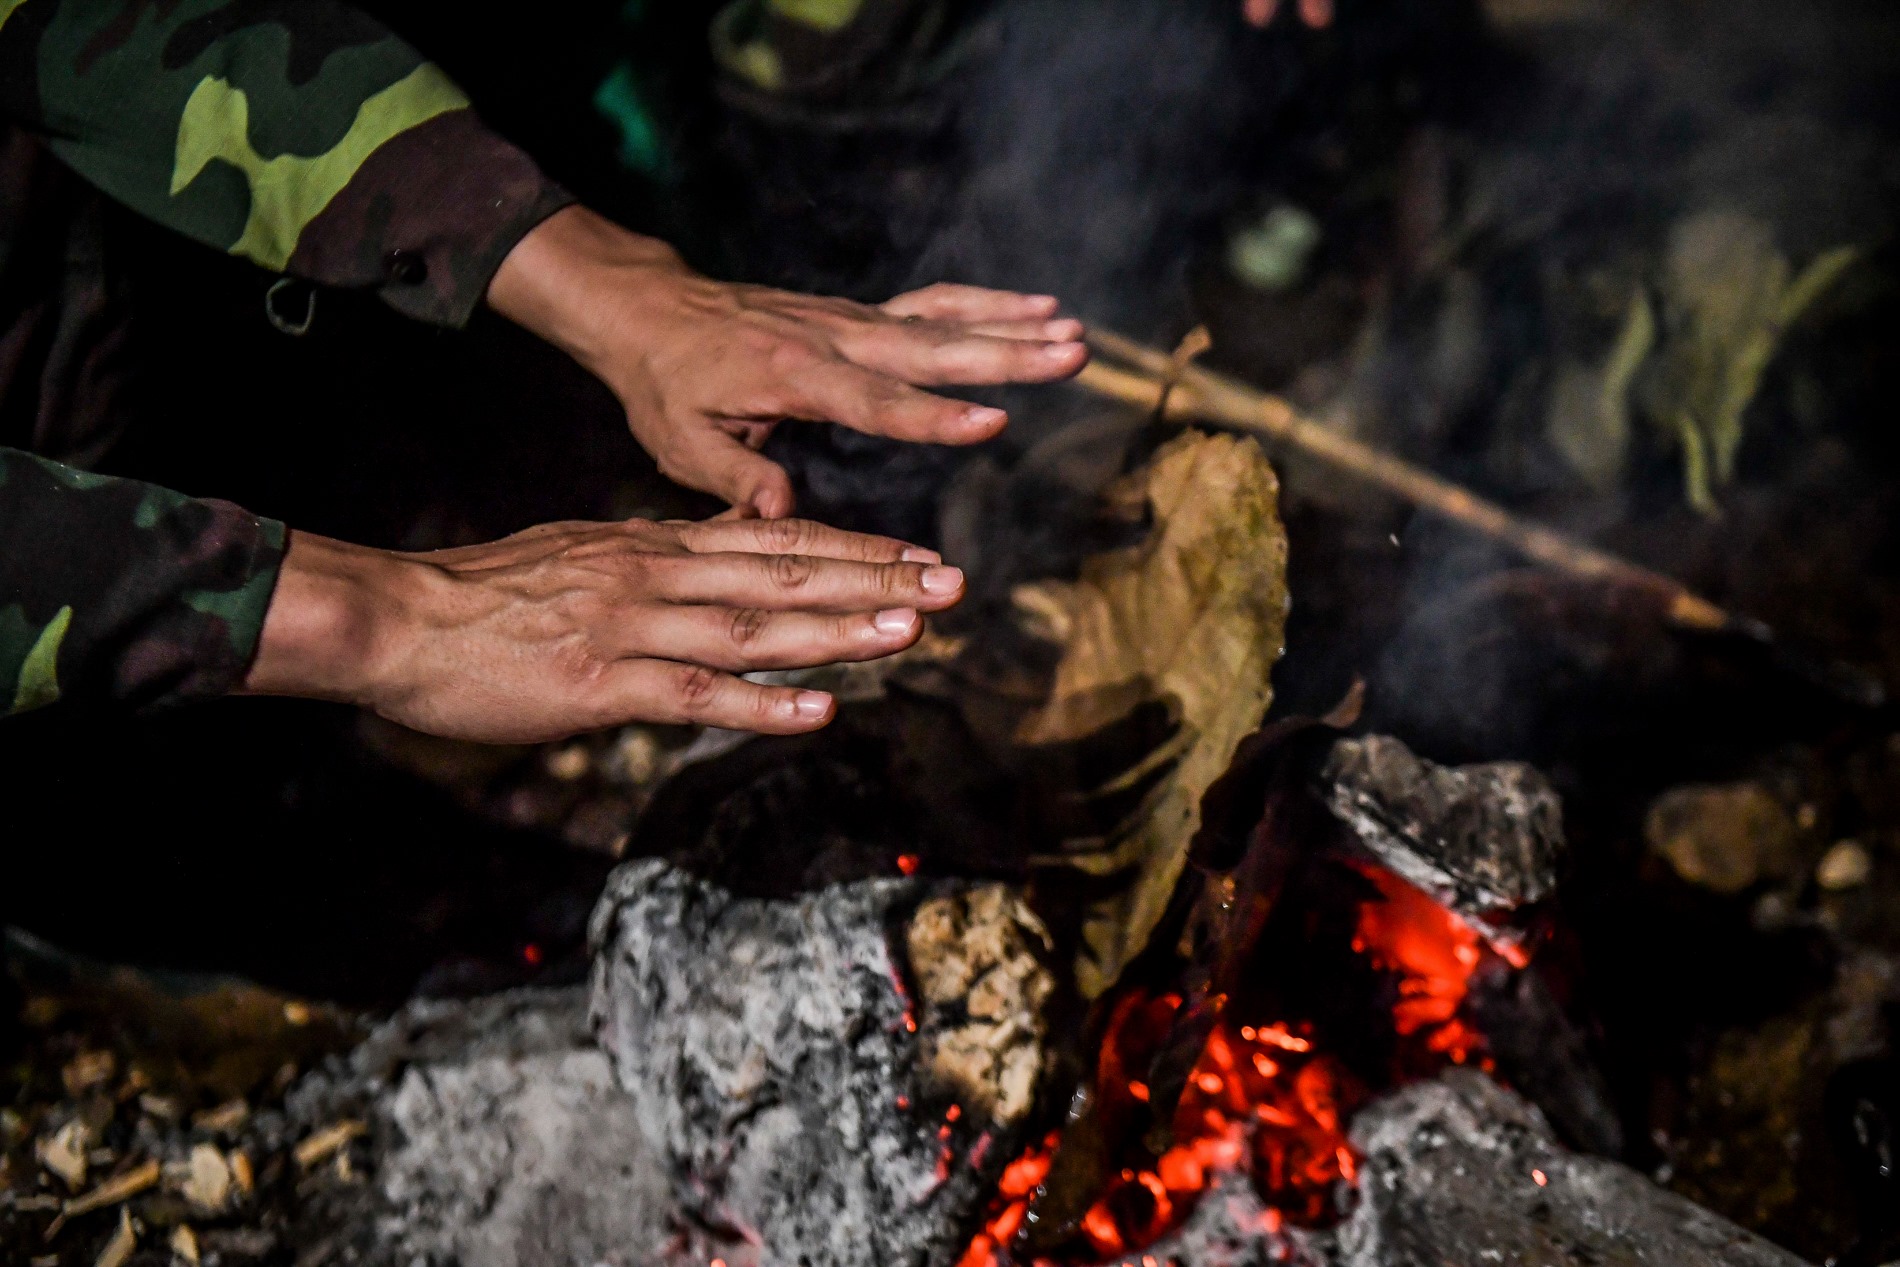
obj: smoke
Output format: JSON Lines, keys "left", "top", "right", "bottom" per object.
{"left": 730, "top": 0, "right": 1900, "bottom": 760}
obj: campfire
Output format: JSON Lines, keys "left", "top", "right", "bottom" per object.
{"left": 958, "top": 855, "right": 1507, "bottom": 1267}
{"left": 5, "top": 2, "right": 1898, "bottom": 1265}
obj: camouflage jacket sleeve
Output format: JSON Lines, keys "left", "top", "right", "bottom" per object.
{"left": 0, "top": 0, "right": 574, "bottom": 327}
{"left": 0, "top": 446, "right": 285, "bottom": 716}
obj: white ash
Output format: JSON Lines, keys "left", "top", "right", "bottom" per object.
{"left": 284, "top": 988, "right": 674, "bottom": 1267}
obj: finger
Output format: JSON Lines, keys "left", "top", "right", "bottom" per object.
{"left": 786, "top": 358, "right": 1010, "bottom": 444}
{"left": 1244, "top": 0, "right": 1279, "bottom": 26}
{"left": 1299, "top": 0, "right": 1332, "bottom": 25}
{"left": 839, "top": 327, "right": 1089, "bottom": 388}
{"left": 676, "top": 517, "right": 939, "bottom": 564}
{"left": 882, "top": 283, "right": 1062, "bottom": 323}
{"left": 619, "top": 605, "right": 923, "bottom": 671}
{"left": 646, "top": 550, "right": 966, "bottom": 614}
{"left": 646, "top": 423, "right": 798, "bottom": 519}
{"left": 601, "top": 659, "right": 836, "bottom": 734}
{"left": 956, "top": 317, "right": 1087, "bottom": 342}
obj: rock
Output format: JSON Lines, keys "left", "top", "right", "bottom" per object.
{"left": 1337, "top": 1071, "right": 1813, "bottom": 1267}
{"left": 1320, "top": 735, "right": 1564, "bottom": 930}
{"left": 1646, "top": 782, "right": 1799, "bottom": 894}
{"left": 587, "top": 858, "right": 1049, "bottom": 1267}
{"left": 1464, "top": 961, "right": 1624, "bottom": 1156}
{"left": 1817, "top": 839, "right": 1873, "bottom": 891}
{"left": 1081, "top": 1071, "right": 1806, "bottom": 1266}
{"left": 286, "top": 988, "right": 674, "bottom": 1267}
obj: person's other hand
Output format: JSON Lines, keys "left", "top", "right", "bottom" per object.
{"left": 487, "top": 207, "right": 1089, "bottom": 518}
{"left": 241, "top": 517, "right": 964, "bottom": 743}
{"left": 1242, "top": 0, "right": 1334, "bottom": 27}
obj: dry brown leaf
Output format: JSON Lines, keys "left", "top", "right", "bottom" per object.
{"left": 1014, "top": 431, "right": 1289, "bottom": 998}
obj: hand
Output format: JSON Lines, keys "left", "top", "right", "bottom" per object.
{"left": 1243, "top": 0, "right": 1333, "bottom": 27}
{"left": 241, "top": 517, "right": 965, "bottom": 743}
{"left": 487, "top": 207, "right": 1089, "bottom": 517}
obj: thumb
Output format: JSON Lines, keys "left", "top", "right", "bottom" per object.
{"left": 657, "top": 426, "right": 798, "bottom": 519}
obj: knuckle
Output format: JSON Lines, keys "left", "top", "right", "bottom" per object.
{"left": 727, "top": 607, "right": 772, "bottom": 649}
{"left": 767, "top": 338, "right": 820, "bottom": 377}
{"left": 756, "top": 517, "right": 808, "bottom": 555}
{"left": 618, "top": 550, "right": 665, "bottom": 593}
{"left": 673, "top": 664, "right": 724, "bottom": 712}
{"left": 767, "top": 552, "right": 818, "bottom": 590}
{"left": 553, "top": 639, "right": 611, "bottom": 687}
{"left": 880, "top": 561, "right": 917, "bottom": 595}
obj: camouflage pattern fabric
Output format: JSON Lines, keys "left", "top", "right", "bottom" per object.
{"left": 711, "top": 0, "right": 959, "bottom": 104}
{"left": 0, "top": 445, "right": 284, "bottom": 715}
{"left": 0, "top": 0, "right": 583, "bottom": 718}
{"left": 0, "top": 0, "right": 573, "bottom": 326}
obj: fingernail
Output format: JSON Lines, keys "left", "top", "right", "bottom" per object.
{"left": 921, "top": 565, "right": 964, "bottom": 595}
{"left": 901, "top": 546, "right": 942, "bottom": 564}
{"left": 794, "top": 690, "right": 832, "bottom": 719}
{"left": 1044, "top": 341, "right": 1085, "bottom": 360}
{"left": 1046, "top": 319, "right": 1085, "bottom": 340}
{"left": 874, "top": 608, "right": 918, "bottom": 636}
{"left": 963, "top": 406, "right": 1007, "bottom": 431}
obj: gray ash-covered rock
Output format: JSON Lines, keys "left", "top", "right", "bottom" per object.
{"left": 1321, "top": 735, "right": 1564, "bottom": 929}
{"left": 284, "top": 988, "right": 675, "bottom": 1267}
{"left": 1137, "top": 1072, "right": 1810, "bottom": 1267}
{"left": 586, "top": 858, "right": 1055, "bottom": 1267}
{"left": 1334, "top": 1071, "right": 1812, "bottom": 1267}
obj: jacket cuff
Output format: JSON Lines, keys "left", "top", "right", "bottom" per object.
{"left": 0, "top": 449, "right": 288, "bottom": 714}
{"left": 288, "top": 108, "right": 577, "bottom": 329}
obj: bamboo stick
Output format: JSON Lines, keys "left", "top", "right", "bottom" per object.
{"left": 1078, "top": 330, "right": 1731, "bottom": 633}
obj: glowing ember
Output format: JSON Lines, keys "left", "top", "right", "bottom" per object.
{"left": 957, "top": 861, "right": 1515, "bottom": 1265}
{"left": 1349, "top": 861, "right": 1493, "bottom": 1069}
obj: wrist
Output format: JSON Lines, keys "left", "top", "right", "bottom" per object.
{"left": 486, "top": 205, "right": 688, "bottom": 374}
{"left": 240, "top": 531, "right": 428, "bottom": 708}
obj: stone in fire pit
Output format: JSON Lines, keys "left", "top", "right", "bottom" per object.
{"left": 586, "top": 859, "right": 1058, "bottom": 1267}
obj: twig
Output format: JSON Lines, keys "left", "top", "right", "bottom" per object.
{"left": 44, "top": 1160, "right": 160, "bottom": 1241}
{"left": 1081, "top": 330, "right": 1728, "bottom": 629}
{"left": 1077, "top": 329, "right": 1888, "bottom": 708}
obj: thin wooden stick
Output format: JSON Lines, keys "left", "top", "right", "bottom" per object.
{"left": 1078, "top": 330, "right": 1732, "bottom": 633}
